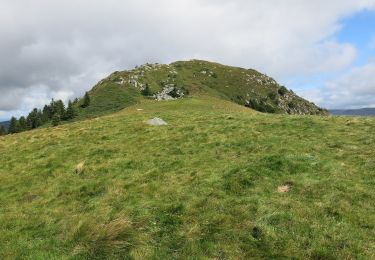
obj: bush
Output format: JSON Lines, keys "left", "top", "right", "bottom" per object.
{"left": 169, "top": 87, "right": 180, "bottom": 98}
{"left": 288, "top": 101, "right": 297, "bottom": 109}
{"left": 246, "top": 98, "right": 276, "bottom": 113}
{"left": 181, "top": 86, "right": 190, "bottom": 96}
{"left": 141, "top": 84, "right": 152, "bottom": 96}
{"left": 278, "top": 86, "right": 288, "bottom": 96}
{"left": 268, "top": 92, "right": 278, "bottom": 100}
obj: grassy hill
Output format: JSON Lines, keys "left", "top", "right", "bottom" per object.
{"left": 75, "top": 60, "right": 326, "bottom": 120}
{"left": 0, "top": 96, "right": 374, "bottom": 259}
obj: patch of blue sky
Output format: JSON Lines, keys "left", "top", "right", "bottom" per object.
{"left": 287, "top": 9, "right": 375, "bottom": 94}
{"left": 336, "top": 9, "right": 375, "bottom": 66}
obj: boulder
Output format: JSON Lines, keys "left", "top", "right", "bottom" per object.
{"left": 146, "top": 117, "right": 168, "bottom": 126}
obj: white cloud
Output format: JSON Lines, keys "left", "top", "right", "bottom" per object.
{"left": 302, "top": 62, "right": 375, "bottom": 109}
{"left": 1, "top": 0, "right": 375, "bottom": 119}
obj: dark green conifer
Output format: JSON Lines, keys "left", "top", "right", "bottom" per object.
{"left": 51, "top": 113, "right": 61, "bottom": 126}
{"left": 42, "top": 104, "right": 51, "bottom": 122}
{"left": 8, "top": 117, "right": 20, "bottom": 134}
{"left": 27, "top": 108, "right": 43, "bottom": 129}
{"left": 18, "top": 116, "right": 28, "bottom": 132}
{"left": 81, "top": 92, "right": 90, "bottom": 108}
{"left": 64, "top": 100, "right": 76, "bottom": 120}
{"left": 55, "top": 100, "right": 65, "bottom": 117}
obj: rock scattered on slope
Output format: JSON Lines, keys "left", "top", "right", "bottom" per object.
{"left": 154, "top": 85, "right": 184, "bottom": 101}
{"left": 146, "top": 118, "right": 168, "bottom": 126}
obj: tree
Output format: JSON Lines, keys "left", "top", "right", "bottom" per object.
{"left": 42, "top": 104, "right": 51, "bottom": 122}
{"left": 0, "top": 125, "right": 6, "bottom": 136}
{"left": 141, "top": 84, "right": 152, "bottom": 96}
{"left": 8, "top": 117, "right": 20, "bottom": 134}
{"left": 51, "top": 113, "right": 61, "bottom": 126}
{"left": 27, "top": 108, "right": 43, "bottom": 129}
{"left": 81, "top": 92, "right": 90, "bottom": 108}
{"left": 64, "top": 100, "right": 76, "bottom": 120}
{"left": 49, "top": 99, "right": 57, "bottom": 116}
{"left": 18, "top": 116, "right": 28, "bottom": 132}
{"left": 54, "top": 100, "right": 65, "bottom": 117}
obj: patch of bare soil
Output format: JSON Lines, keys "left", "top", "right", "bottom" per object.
{"left": 277, "top": 183, "right": 292, "bottom": 193}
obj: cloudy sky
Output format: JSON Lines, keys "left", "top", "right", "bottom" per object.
{"left": 1, "top": 0, "right": 375, "bottom": 120}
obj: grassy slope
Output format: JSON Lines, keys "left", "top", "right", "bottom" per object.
{"left": 0, "top": 97, "right": 374, "bottom": 259}
{"left": 75, "top": 81, "right": 140, "bottom": 120}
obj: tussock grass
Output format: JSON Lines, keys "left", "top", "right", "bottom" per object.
{"left": 75, "top": 162, "right": 85, "bottom": 174}
{"left": 71, "top": 217, "right": 136, "bottom": 259}
{"left": 0, "top": 97, "right": 374, "bottom": 259}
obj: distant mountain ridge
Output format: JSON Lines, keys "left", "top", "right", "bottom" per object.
{"left": 0, "top": 121, "right": 9, "bottom": 130}
{"left": 330, "top": 108, "right": 375, "bottom": 116}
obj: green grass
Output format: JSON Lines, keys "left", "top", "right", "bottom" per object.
{"left": 75, "top": 82, "right": 140, "bottom": 120}
{"left": 0, "top": 97, "right": 374, "bottom": 259}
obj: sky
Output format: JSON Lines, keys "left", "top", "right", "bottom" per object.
{"left": 1, "top": 0, "right": 375, "bottom": 121}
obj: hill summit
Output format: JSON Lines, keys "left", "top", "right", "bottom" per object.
{"left": 80, "top": 60, "right": 326, "bottom": 118}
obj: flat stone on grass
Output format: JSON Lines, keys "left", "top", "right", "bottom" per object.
{"left": 146, "top": 117, "right": 168, "bottom": 126}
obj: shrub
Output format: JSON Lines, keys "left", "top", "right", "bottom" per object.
{"left": 268, "top": 92, "right": 278, "bottom": 100}
{"left": 181, "top": 86, "right": 190, "bottom": 95}
{"left": 288, "top": 101, "right": 297, "bottom": 109}
{"left": 278, "top": 86, "right": 288, "bottom": 96}
{"left": 169, "top": 87, "right": 180, "bottom": 98}
{"left": 246, "top": 98, "right": 276, "bottom": 113}
{"left": 141, "top": 84, "right": 152, "bottom": 96}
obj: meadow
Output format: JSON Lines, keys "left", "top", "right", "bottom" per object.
{"left": 0, "top": 97, "right": 374, "bottom": 259}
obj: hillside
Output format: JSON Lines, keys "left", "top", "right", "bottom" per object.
{"left": 330, "top": 108, "right": 375, "bottom": 116}
{"left": 0, "top": 97, "right": 374, "bottom": 259}
{"left": 76, "top": 60, "right": 326, "bottom": 120}
{"left": 1, "top": 60, "right": 327, "bottom": 135}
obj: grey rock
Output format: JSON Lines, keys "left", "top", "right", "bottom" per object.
{"left": 146, "top": 117, "right": 168, "bottom": 126}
